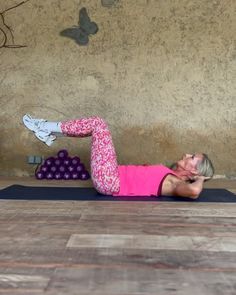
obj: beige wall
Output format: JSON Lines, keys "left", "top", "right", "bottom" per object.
{"left": 0, "top": 0, "right": 235, "bottom": 177}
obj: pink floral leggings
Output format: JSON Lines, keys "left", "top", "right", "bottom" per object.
{"left": 60, "top": 117, "right": 120, "bottom": 195}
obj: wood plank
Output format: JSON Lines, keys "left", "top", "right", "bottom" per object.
{"left": 47, "top": 267, "right": 236, "bottom": 295}
{"left": 81, "top": 205, "right": 236, "bottom": 217}
{"left": 1, "top": 214, "right": 236, "bottom": 238}
{"left": 67, "top": 234, "right": 236, "bottom": 252}
{"left": 1, "top": 200, "right": 236, "bottom": 217}
{"left": 0, "top": 236, "right": 68, "bottom": 251}
{"left": 0, "top": 273, "right": 49, "bottom": 291}
{"left": 1, "top": 249, "right": 236, "bottom": 271}
{"left": 78, "top": 213, "right": 236, "bottom": 236}
{"left": 1, "top": 200, "right": 236, "bottom": 210}
{"left": 0, "top": 200, "right": 87, "bottom": 214}
{"left": 79, "top": 213, "right": 236, "bottom": 225}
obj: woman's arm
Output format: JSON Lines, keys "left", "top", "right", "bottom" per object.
{"left": 173, "top": 176, "right": 208, "bottom": 199}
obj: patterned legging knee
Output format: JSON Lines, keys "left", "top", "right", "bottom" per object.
{"left": 60, "top": 116, "right": 120, "bottom": 195}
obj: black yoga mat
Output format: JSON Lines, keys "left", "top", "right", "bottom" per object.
{"left": 0, "top": 185, "right": 235, "bottom": 202}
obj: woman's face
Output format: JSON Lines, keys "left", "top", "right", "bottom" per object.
{"left": 177, "top": 153, "right": 203, "bottom": 173}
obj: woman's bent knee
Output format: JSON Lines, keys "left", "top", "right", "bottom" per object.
{"left": 92, "top": 116, "right": 108, "bottom": 129}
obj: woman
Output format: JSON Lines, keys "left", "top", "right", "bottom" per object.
{"left": 23, "top": 115, "right": 214, "bottom": 199}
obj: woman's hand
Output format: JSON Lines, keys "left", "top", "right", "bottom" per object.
{"left": 193, "top": 175, "right": 211, "bottom": 182}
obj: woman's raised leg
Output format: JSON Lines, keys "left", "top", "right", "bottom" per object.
{"left": 61, "top": 116, "right": 120, "bottom": 195}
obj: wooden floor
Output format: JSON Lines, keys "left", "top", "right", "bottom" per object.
{"left": 0, "top": 177, "right": 236, "bottom": 295}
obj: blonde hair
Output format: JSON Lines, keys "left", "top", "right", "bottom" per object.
{"left": 197, "top": 153, "right": 214, "bottom": 180}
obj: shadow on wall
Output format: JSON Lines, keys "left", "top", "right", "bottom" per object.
{"left": 60, "top": 7, "right": 98, "bottom": 46}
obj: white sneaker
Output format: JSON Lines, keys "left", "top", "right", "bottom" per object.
{"left": 35, "top": 130, "right": 56, "bottom": 146}
{"left": 23, "top": 114, "right": 56, "bottom": 146}
{"left": 23, "top": 114, "right": 47, "bottom": 132}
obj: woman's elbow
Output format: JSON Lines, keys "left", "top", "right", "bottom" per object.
{"left": 190, "top": 188, "right": 201, "bottom": 199}
{"left": 190, "top": 193, "right": 199, "bottom": 200}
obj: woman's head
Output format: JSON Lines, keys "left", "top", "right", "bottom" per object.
{"left": 172, "top": 153, "right": 214, "bottom": 181}
{"left": 196, "top": 153, "right": 214, "bottom": 179}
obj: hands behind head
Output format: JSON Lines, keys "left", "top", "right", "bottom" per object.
{"left": 192, "top": 175, "right": 211, "bottom": 182}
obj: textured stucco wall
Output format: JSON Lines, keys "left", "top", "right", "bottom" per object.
{"left": 0, "top": 0, "right": 235, "bottom": 177}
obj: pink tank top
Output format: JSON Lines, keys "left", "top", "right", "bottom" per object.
{"left": 113, "top": 165, "right": 178, "bottom": 197}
